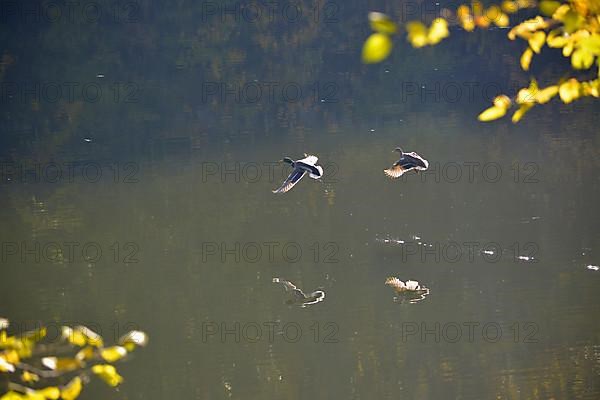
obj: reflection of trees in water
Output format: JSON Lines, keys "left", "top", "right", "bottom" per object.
{"left": 2, "top": 0, "right": 599, "bottom": 162}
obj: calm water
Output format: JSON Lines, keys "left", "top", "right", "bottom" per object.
{"left": 1, "top": 1, "right": 600, "bottom": 399}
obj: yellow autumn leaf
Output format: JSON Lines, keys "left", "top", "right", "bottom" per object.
{"left": 92, "top": 364, "right": 124, "bottom": 387}
{"left": 478, "top": 105, "right": 507, "bottom": 121}
{"left": 21, "top": 370, "right": 40, "bottom": 383}
{"left": 508, "top": 16, "right": 547, "bottom": 40}
{"left": 512, "top": 104, "right": 534, "bottom": 122}
{"left": 501, "top": 0, "right": 519, "bottom": 14}
{"left": 60, "top": 377, "right": 83, "bottom": 400}
{"left": 539, "top": 1, "right": 561, "bottom": 16}
{"left": 118, "top": 331, "right": 149, "bottom": 351}
{"left": 2, "top": 349, "right": 19, "bottom": 363}
{"left": 529, "top": 31, "right": 546, "bottom": 53}
{"left": 41, "top": 356, "right": 83, "bottom": 372}
{"left": 35, "top": 387, "right": 60, "bottom": 400}
{"left": 475, "top": 15, "right": 491, "bottom": 28}
{"left": 580, "top": 33, "right": 600, "bottom": 55}
{"left": 495, "top": 13, "right": 510, "bottom": 27}
{"left": 516, "top": 87, "right": 537, "bottom": 104}
{"left": 484, "top": 5, "right": 502, "bottom": 23}
{"left": 563, "top": 41, "right": 574, "bottom": 56}
{"left": 427, "top": 18, "right": 449, "bottom": 45}
{"left": 547, "top": 29, "right": 569, "bottom": 48}
{"left": 70, "top": 326, "right": 103, "bottom": 347}
{"left": 368, "top": 12, "right": 397, "bottom": 35}
{"left": 521, "top": 47, "right": 534, "bottom": 70}
{"left": 0, "top": 355, "right": 15, "bottom": 372}
{"left": 559, "top": 78, "right": 582, "bottom": 103}
{"left": 362, "top": 33, "right": 393, "bottom": 63}
{"left": 75, "top": 346, "right": 95, "bottom": 362}
{"left": 61, "top": 327, "right": 85, "bottom": 347}
{"left": 406, "top": 21, "right": 428, "bottom": 48}
{"left": 571, "top": 48, "right": 595, "bottom": 69}
{"left": 493, "top": 95, "right": 512, "bottom": 109}
{"left": 517, "top": 0, "right": 535, "bottom": 8}
{"left": 581, "top": 79, "right": 600, "bottom": 97}
{"left": 535, "top": 85, "right": 559, "bottom": 103}
{"left": 100, "top": 346, "right": 127, "bottom": 363}
{"left": 457, "top": 5, "right": 475, "bottom": 31}
{"left": 0, "top": 391, "right": 25, "bottom": 400}
{"left": 552, "top": 4, "right": 571, "bottom": 21}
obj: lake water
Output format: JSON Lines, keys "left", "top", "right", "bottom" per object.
{"left": 1, "top": 1, "right": 600, "bottom": 399}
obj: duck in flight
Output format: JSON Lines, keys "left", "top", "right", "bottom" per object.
{"left": 272, "top": 154, "right": 324, "bottom": 194}
{"left": 272, "top": 278, "right": 325, "bottom": 307}
{"left": 384, "top": 147, "right": 429, "bottom": 178}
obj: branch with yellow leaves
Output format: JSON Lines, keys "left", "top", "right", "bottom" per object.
{"left": 1, "top": 318, "right": 148, "bottom": 400}
{"left": 361, "top": 1, "right": 600, "bottom": 122}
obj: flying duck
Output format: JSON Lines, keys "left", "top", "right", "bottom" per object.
{"left": 272, "top": 278, "right": 325, "bottom": 307}
{"left": 385, "top": 277, "right": 430, "bottom": 304}
{"left": 384, "top": 147, "right": 429, "bottom": 178}
{"left": 272, "top": 154, "right": 324, "bottom": 193}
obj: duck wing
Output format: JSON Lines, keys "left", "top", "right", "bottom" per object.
{"left": 272, "top": 167, "right": 306, "bottom": 193}
{"left": 296, "top": 162, "right": 323, "bottom": 178}
{"left": 402, "top": 152, "right": 429, "bottom": 170}
{"left": 297, "top": 154, "right": 318, "bottom": 165}
{"left": 384, "top": 162, "right": 407, "bottom": 178}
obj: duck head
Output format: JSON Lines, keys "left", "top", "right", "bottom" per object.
{"left": 281, "top": 157, "right": 295, "bottom": 166}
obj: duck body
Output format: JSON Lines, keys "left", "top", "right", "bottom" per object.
{"left": 273, "top": 154, "right": 323, "bottom": 193}
{"left": 384, "top": 147, "right": 429, "bottom": 178}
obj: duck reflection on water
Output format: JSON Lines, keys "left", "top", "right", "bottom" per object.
{"left": 385, "top": 277, "right": 430, "bottom": 304}
{"left": 272, "top": 278, "right": 325, "bottom": 307}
